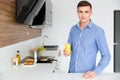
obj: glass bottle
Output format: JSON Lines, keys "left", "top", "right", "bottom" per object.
{"left": 16, "top": 50, "right": 21, "bottom": 65}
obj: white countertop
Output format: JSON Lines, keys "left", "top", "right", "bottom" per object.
{"left": 0, "top": 64, "right": 120, "bottom": 80}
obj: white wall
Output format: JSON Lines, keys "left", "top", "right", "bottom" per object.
{"left": 42, "top": 0, "right": 120, "bottom": 73}
{"left": 0, "top": 37, "right": 42, "bottom": 73}
{"left": 0, "top": 0, "right": 120, "bottom": 74}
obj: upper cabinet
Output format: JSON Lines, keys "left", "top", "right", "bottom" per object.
{"left": 16, "top": 0, "right": 53, "bottom": 28}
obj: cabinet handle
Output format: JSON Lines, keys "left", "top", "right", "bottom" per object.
{"left": 114, "top": 43, "right": 118, "bottom": 45}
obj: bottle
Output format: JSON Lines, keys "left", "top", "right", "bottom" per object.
{"left": 16, "top": 50, "right": 21, "bottom": 65}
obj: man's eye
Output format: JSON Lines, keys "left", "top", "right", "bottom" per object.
{"left": 79, "top": 11, "right": 83, "bottom": 13}
{"left": 85, "top": 11, "right": 89, "bottom": 13}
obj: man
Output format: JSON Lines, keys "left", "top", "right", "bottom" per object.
{"left": 64, "top": 0, "right": 111, "bottom": 79}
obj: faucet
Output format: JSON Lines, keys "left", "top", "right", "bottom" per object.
{"left": 42, "top": 35, "right": 48, "bottom": 46}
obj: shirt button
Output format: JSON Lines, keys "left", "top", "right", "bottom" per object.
{"left": 76, "top": 62, "right": 77, "bottom": 65}
{"left": 76, "top": 55, "right": 78, "bottom": 58}
{"left": 80, "top": 34, "right": 82, "bottom": 37}
{"left": 77, "top": 54, "right": 78, "bottom": 56}
{"left": 79, "top": 41, "right": 80, "bottom": 44}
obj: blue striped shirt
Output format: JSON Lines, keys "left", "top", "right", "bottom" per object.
{"left": 68, "top": 21, "right": 111, "bottom": 74}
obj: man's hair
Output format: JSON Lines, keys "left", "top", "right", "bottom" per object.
{"left": 77, "top": 0, "right": 92, "bottom": 9}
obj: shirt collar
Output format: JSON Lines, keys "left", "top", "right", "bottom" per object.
{"left": 77, "top": 20, "right": 93, "bottom": 29}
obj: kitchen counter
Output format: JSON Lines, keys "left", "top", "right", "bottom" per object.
{"left": 0, "top": 64, "right": 120, "bottom": 80}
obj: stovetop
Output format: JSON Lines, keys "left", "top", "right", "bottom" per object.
{"left": 21, "top": 56, "right": 57, "bottom": 63}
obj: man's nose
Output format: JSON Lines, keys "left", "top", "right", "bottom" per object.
{"left": 82, "top": 13, "right": 85, "bottom": 17}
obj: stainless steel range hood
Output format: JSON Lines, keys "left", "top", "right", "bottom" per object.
{"left": 16, "top": 0, "right": 53, "bottom": 28}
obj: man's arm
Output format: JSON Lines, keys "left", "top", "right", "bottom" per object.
{"left": 93, "top": 29, "right": 111, "bottom": 74}
{"left": 64, "top": 28, "right": 72, "bottom": 57}
{"left": 83, "top": 29, "right": 111, "bottom": 79}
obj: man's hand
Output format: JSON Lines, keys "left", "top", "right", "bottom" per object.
{"left": 63, "top": 49, "right": 70, "bottom": 57}
{"left": 83, "top": 71, "right": 96, "bottom": 79}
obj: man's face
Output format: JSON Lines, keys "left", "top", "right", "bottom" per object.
{"left": 77, "top": 6, "right": 92, "bottom": 23}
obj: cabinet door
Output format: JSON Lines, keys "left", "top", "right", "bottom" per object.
{"left": 114, "top": 11, "right": 120, "bottom": 72}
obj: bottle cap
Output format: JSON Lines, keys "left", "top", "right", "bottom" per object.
{"left": 17, "top": 50, "right": 20, "bottom": 53}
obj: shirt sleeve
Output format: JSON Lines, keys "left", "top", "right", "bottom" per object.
{"left": 93, "top": 29, "right": 111, "bottom": 75}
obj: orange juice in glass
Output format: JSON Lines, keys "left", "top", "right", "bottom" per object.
{"left": 65, "top": 43, "right": 71, "bottom": 55}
